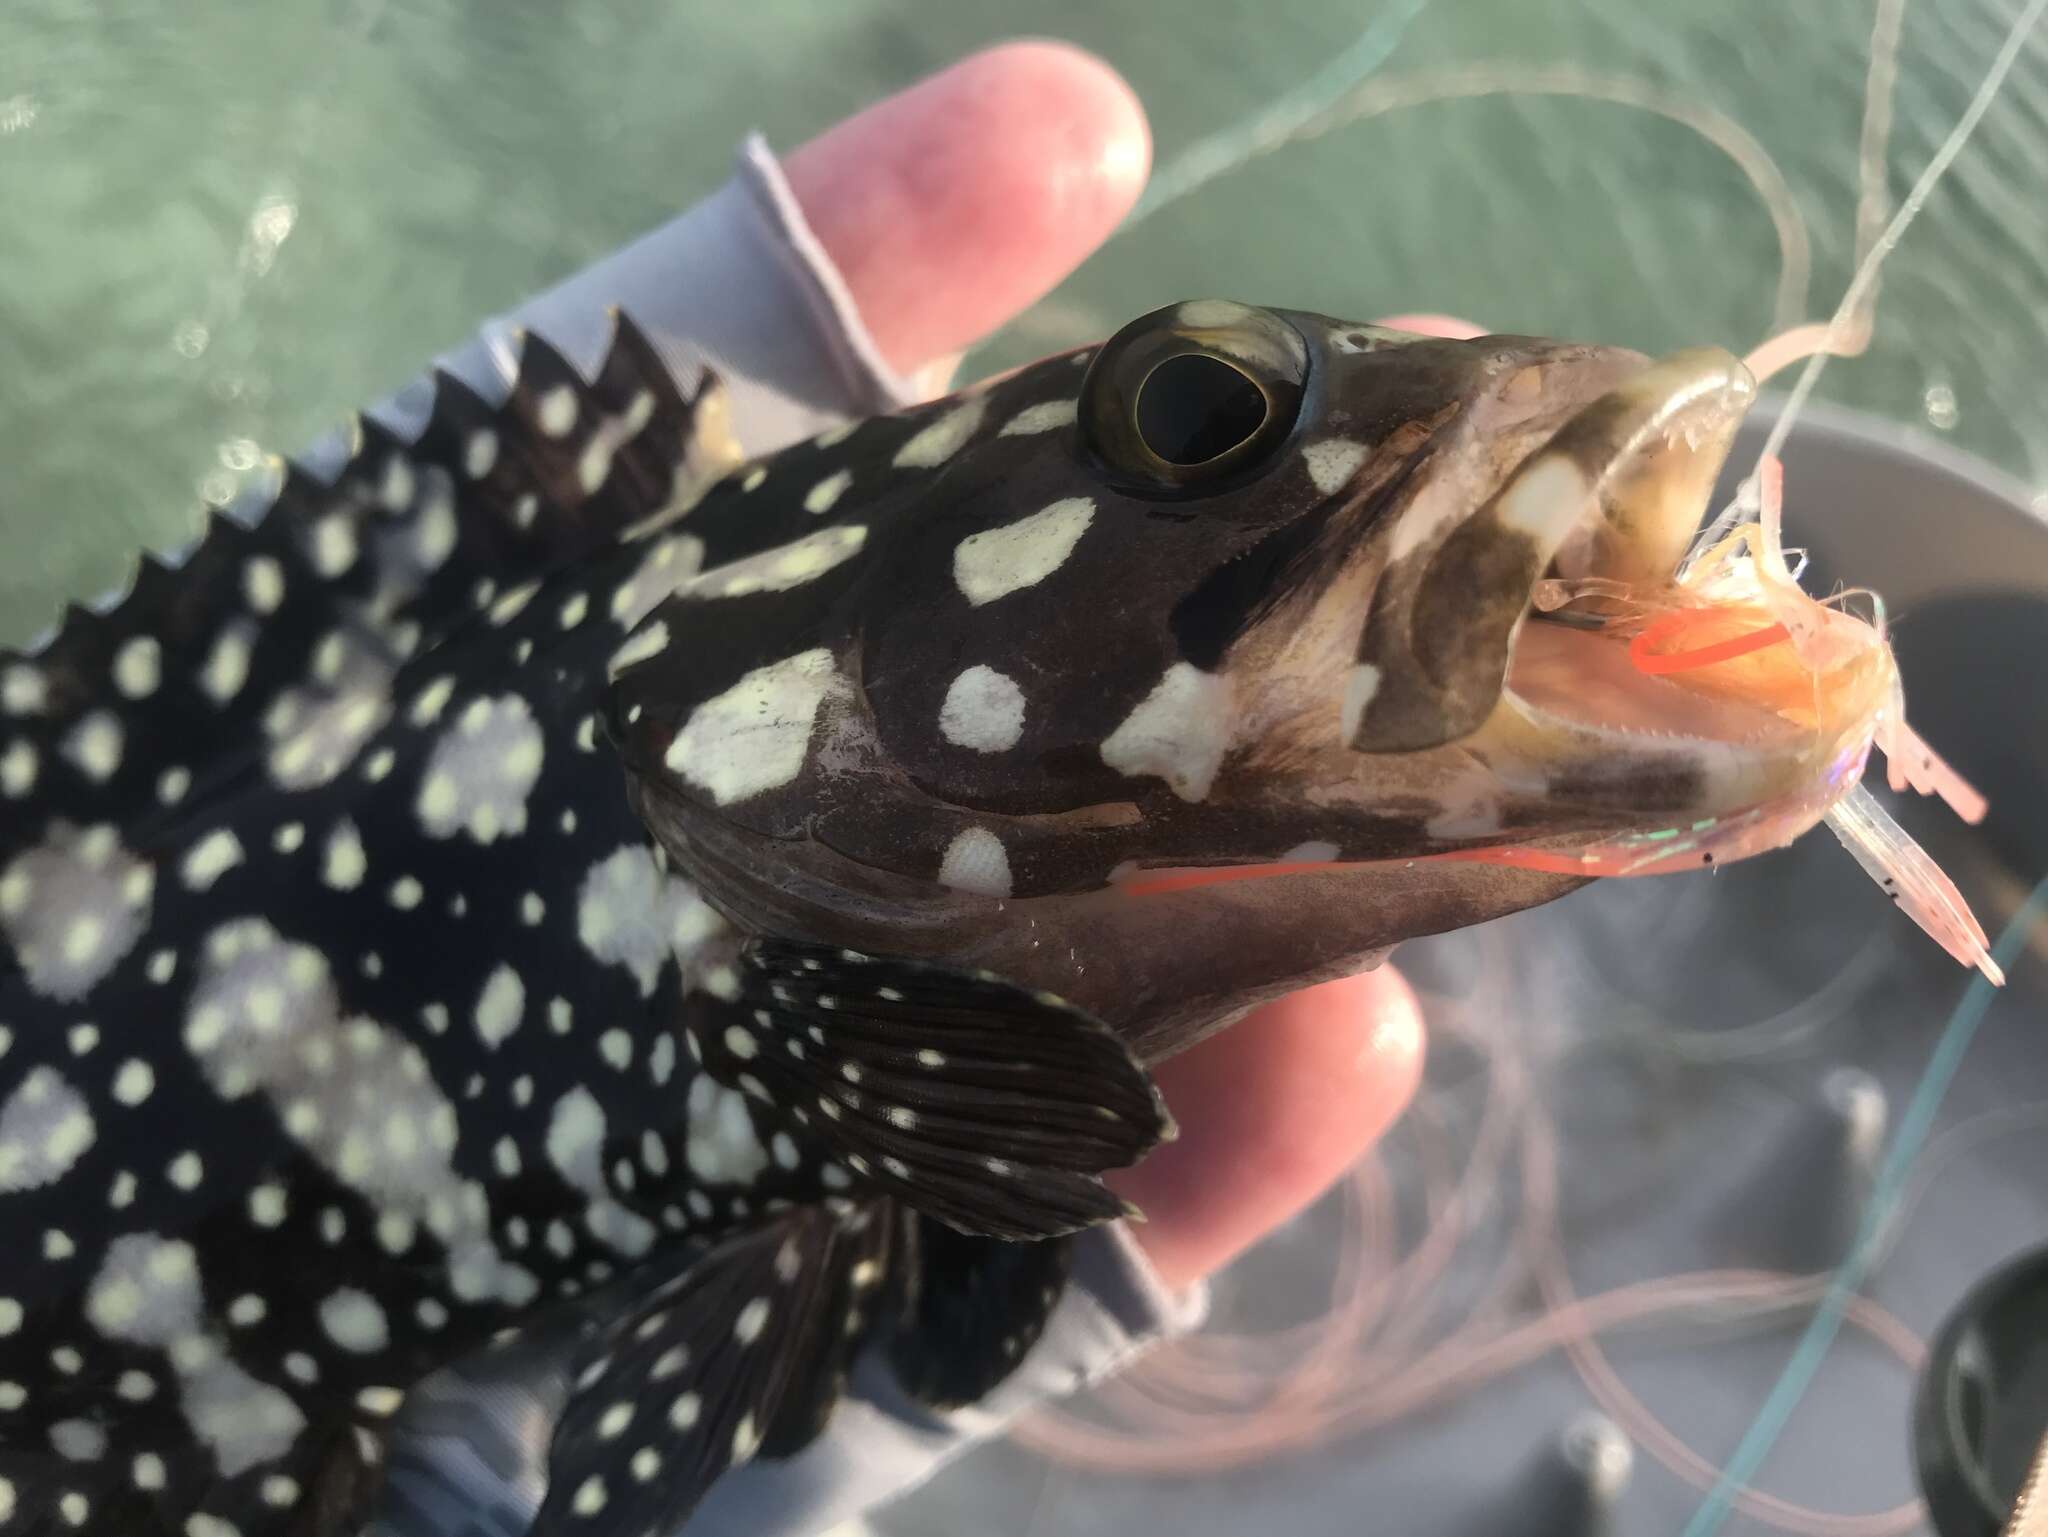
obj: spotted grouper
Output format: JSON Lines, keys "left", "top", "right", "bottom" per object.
{"left": 0, "top": 297, "right": 1986, "bottom": 1535}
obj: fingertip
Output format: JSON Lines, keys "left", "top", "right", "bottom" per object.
{"left": 783, "top": 41, "right": 1151, "bottom": 375}
{"left": 1375, "top": 312, "right": 1488, "bottom": 340}
{"left": 1110, "top": 967, "right": 1426, "bottom": 1291}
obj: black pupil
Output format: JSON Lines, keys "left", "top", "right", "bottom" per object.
{"left": 1134, "top": 353, "right": 1269, "bottom": 465}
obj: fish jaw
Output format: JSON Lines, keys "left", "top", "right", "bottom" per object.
{"left": 1342, "top": 344, "right": 1758, "bottom": 754}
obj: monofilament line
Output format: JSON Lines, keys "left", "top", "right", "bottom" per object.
{"left": 1687, "top": 0, "right": 2048, "bottom": 569}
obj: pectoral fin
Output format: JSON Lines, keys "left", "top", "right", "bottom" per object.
{"left": 689, "top": 939, "right": 1174, "bottom": 1241}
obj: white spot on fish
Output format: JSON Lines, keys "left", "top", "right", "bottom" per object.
{"left": 1491, "top": 451, "right": 1588, "bottom": 552}
{"left": 0, "top": 1067, "right": 95, "bottom": 1191}
{"left": 409, "top": 675, "right": 456, "bottom": 726}
{"left": 953, "top": 497, "right": 1093, "bottom": 606}
{"left": 0, "top": 740, "right": 34, "bottom": 798}
{"left": 664, "top": 648, "right": 838, "bottom": 806}
{"left": 319, "top": 1289, "right": 388, "bottom": 1353}
{"left": 379, "top": 455, "right": 416, "bottom": 512}
{"left": 893, "top": 396, "right": 987, "bottom": 469}
{"left": 87, "top": 1235, "right": 306, "bottom": 1476}
{"left": 65, "top": 712, "right": 123, "bottom": 782}
{"left": 312, "top": 513, "right": 357, "bottom": 577}
{"left": 607, "top": 620, "right": 669, "bottom": 680}
{"left": 416, "top": 694, "right": 544, "bottom": 842}
{"left": 264, "top": 638, "right": 393, "bottom": 789}
{"left": 113, "top": 637, "right": 160, "bottom": 699}
{"left": 414, "top": 488, "right": 459, "bottom": 570}
{"left": 488, "top": 582, "right": 539, "bottom": 627}
{"left": 575, "top": 846, "right": 726, "bottom": 996}
{"left": 473, "top": 965, "right": 525, "bottom": 1049}
{"left": 684, "top": 1077, "right": 768, "bottom": 1185}
{"left": 1, "top": 666, "right": 46, "bottom": 716}
{"left": 546, "top": 1088, "right": 655, "bottom": 1258}
{"left": 1303, "top": 437, "right": 1370, "bottom": 494}
{"left": 1100, "top": 662, "right": 1235, "bottom": 802}
{"left": 577, "top": 434, "right": 616, "bottom": 495}
{"left": 937, "top": 827, "right": 1013, "bottom": 898}
{"left": 537, "top": 385, "right": 578, "bottom": 437}
{"left": 689, "top": 524, "right": 868, "bottom": 600}
{"left": 999, "top": 399, "right": 1077, "bottom": 436}
{"left": 322, "top": 820, "right": 367, "bottom": 890}
{"left": 463, "top": 429, "right": 498, "bottom": 479}
{"left": 199, "top": 624, "right": 255, "bottom": 703}
{"left": 938, "top": 665, "right": 1026, "bottom": 752}
{"left": 1340, "top": 663, "right": 1383, "bottom": 741}
{"left": 608, "top": 533, "right": 706, "bottom": 628}
{"left": 112, "top": 1060, "right": 154, "bottom": 1106}
{"left": 180, "top": 830, "right": 243, "bottom": 892}
{"left": 243, "top": 556, "right": 285, "bottom": 614}
{"left": 1, "top": 824, "right": 152, "bottom": 1001}
{"left": 185, "top": 920, "right": 536, "bottom": 1307}
{"left": 802, "top": 469, "right": 853, "bottom": 515}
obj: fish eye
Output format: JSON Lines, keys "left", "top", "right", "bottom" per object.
{"left": 1135, "top": 354, "right": 1269, "bottom": 465}
{"left": 1078, "top": 301, "right": 1309, "bottom": 496}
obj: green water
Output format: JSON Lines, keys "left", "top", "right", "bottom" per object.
{"left": 4, "top": 0, "right": 2045, "bottom": 643}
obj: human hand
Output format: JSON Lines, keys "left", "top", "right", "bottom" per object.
{"left": 780, "top": 41, "right": 1434, "bottom": 1291}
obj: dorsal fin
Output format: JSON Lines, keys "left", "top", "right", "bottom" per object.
{"left": 1, "top": 312, "right": 741, "bottom": 867}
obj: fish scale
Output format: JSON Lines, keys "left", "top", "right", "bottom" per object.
{"left": 0, "top": 297, "right": 1982, "bottom": 1535}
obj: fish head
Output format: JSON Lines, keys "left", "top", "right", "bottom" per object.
{"left": 611, "top": 300, "right": 1890, "bottom": 1052}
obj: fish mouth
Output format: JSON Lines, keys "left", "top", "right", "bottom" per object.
{"left": 1500, "top": 348, "right": 1782, "bottom": 745}
{"left": 1480, "top": 347, "right": 1888, "bottom": 819}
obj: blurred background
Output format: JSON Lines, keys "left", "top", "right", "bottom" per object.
{"left": 4, "top": 2, "right": 2046, "bottom": 1533}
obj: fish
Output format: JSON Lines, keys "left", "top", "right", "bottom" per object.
{"left": 0, "top": 296, "right": 1992, "bottom": 1535}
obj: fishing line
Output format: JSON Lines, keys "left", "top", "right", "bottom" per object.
{"left": 1680, "top": 870, "right": 2048, "bottom": 1537}
{"left": 1119, "top": 0, "right": 1439, "bottom": 230}
{"left": 1688, "top": 0, "right": 2048, "bottom": 565}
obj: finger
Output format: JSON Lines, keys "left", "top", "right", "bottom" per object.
{"left": 1376, "top": 312, "right": 1488, "bottom": 340}
{"left": 783, "top": 41, "right": 1151, "bottom": 378}
{"left": 1107, "top": 967, "right": 1426, "bottom": 1290}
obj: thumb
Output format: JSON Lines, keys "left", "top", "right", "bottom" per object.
{"left": 1108, "top": 967, "right": 1426, "bottom": 1290}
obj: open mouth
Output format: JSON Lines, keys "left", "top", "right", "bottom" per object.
{"left": 1490, "top": 348, "right": 1838, "bottom": 756}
